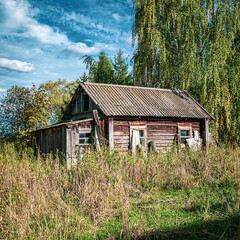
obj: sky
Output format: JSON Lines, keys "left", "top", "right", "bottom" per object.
{"left": 0, "top": 0, "right": 134, "bottom": 98}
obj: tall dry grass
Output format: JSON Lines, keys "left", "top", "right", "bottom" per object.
{"left": 0, "top": 143, "right": 239, "bottom": 239}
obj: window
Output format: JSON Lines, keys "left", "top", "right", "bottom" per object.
{"left": 79, "top": 132, "right": 91, "bottom": 144}
{"left": 139, "top": 130, "right": 145, "bottom": 146}
{"left": 180, "top": 129, "right": 191, "bottom": 143}
{"left": 82, "top": 95, "right": 89, "bottom": 111}
{"left": 130, "top": 125, "right": 147, "bottom": 153}
{"left": 76, "top": 97, "right": 81, "bottom": 113}
{"left": 132, "top": 129, "right": 145, "bottom": 147}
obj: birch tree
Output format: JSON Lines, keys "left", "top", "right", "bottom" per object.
{"left": 132, "top": 0, "right": 240, "bottom": 141}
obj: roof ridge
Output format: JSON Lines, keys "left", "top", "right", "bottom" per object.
{"left": 81, "top": 82, "right": 180, "bottom": 92}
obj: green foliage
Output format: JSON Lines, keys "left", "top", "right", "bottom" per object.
{"left": 0, "top": 85, "right": 51, "bottom": 137}
{"left": 0, "top": 86, "right": 29, "bottom": 137}
{"left": 132, "top": 0, "right": 240, "bottom": 142}
{"left": 39, "top": 79, "right": 79, "bottom": 123}
{"left": 95, "top": 51, "right": 115, "bottom": 83}
{"left": 0, "top": 79, "right": 79, "bottom": 139}
{"left": 82, "top": 50, "right": 132, "bottom": 85}
{"left": 113, "top": 50, "right": 132, "bottom": 85}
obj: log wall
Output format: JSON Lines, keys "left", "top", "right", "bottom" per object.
{"left": 113, "top": 119, "right": 201, "bottom": 152}
{"left": 147, "top": 121, "right": 177, "bottom": 149}
{"left": 113, "top": 120, "right": 130, "bottom": 152}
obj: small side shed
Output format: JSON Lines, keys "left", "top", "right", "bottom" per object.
{"left": 35, "top": 83, "right": 214, "bottom": 165}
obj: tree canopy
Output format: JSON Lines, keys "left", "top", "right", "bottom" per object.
{"left": 82, "top": 50, "right": 132, "bottom": 85}
{"left": 0, "top": 85, "right": 51, "bottom": 138}
{"left": 132, "top": 0, "right": 240, "bottom": 142}
{"left": 0, "top": 79, "right": 79, "bottom": 139}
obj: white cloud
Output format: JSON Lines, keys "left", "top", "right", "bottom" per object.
{"left": 0, "top": 58, "right": 35, "bottom": 72}
{"left": 65, "top": 43, "right": 101, "bottom": 55}
{"left": 0, "top": 88, "right": 7, "bottom": 93}
{"left": 64, "top": 12, "right": 92, "bottom": 26}
{"left": 112, "top": 13, "right": 122, "bottom": 22}
{"left": 112, "top": 13, "right": 131, "bottom": 23}
{"left": 125, "top": 36, "right": 132, "bottom": 45}
{"left": 0, "top": 0, "right": 69, "bottom": 45}
{"left": 63, "top": 11, "right": 121, "bottom": 36}
{"left": 25, "top": 24, "right": 69, "bottom": 45}
{"left": 94, "top": 42, "right": 118, "bottom": 52}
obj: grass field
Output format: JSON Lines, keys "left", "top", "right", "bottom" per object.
{"left": 0, "top": 143, "right": 239, "bottom": 239}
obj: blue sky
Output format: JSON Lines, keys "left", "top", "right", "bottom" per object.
{"left": 0, "top": 0, "right": 134, "bottom": 97}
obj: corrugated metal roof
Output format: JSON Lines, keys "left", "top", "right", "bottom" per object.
{"left": 34, "top": 118, "right": 93, "bottom": 131}
{"left": 80, "top": 83, "right": 213, "bottom": 119}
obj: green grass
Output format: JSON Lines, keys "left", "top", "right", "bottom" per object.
{"left": 0, "top": 143, "right": 239, "bottom": 239}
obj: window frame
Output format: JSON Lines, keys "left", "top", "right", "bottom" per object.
{"left": 82, "top": 94, "right": 90, "bottom": 112}
{"left": 78, "top": 130, "right": 91, "bottom": 145}
{"left": 130, "top": 125, "right": 147, "bottom": 152}
{"left": 76, "top": 96, "right": 82, "bottom": 113}
{"left": 178, "top": 126, "right": 192, "bottom": 144}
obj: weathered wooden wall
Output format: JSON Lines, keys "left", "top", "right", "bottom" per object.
{"left": 35, "top": 119, "right": 93, "bottom": 166}
{"left": 112, "top": 118, "right": 202, "bottom": 152}
{"left": 200, "top": 119, "right": 209, "bottom": 145}
{"left": 36, "top": 117, "right": 203, "bottom": 163}
{"left": 35, "top": 125, "right": 67, "bottom": 157}
{"left": 113, "top": 120, "right": 130, "bottom": 152}
{"left": 147, "top": 121, "right": 177, "bottom": 149}
{"left": 66, "top": 120, "right": 92, "bottom": 166}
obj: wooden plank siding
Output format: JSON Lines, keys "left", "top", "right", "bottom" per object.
{"left": 112, "top": 119, "right": 202, "bottom": 152}
{"left": 113, "top": 120, "right": 130, "bottom": 152}
{"left": 35, "top": 120, "right": 93, "bottom": 165}
{"left": 147, "top": 121, "right": 177, "bottom": 150}
{"left": 36, "top": 125, "right": 67, "bottom": 157}
{"left": 66, "top": 120, "right": 93, "bottom": 165}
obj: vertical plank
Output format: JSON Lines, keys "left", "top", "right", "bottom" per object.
{"left": 109, "top": 117, "right": 114, "bottom": 149}
{"left": 205, "top": 119, "right": 209, "bottom": 145}
{"left": 93, "top": 109, "right": 104, "bottom": 148}
{"left": 62, "top": 126, "right": 66, "bottom": 154}
{"left": 102, "top": 119, "right": 105, "bottom": 137}
{"left": 40, "top": 131, "right": 43, "bottom": 152}
{"left": 66, "top": 128, "right": 72, "bottom": 168}
{"left": 94, "top": 126, "right": 100, "bottom": 150}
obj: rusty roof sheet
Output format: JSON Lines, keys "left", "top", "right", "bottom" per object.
{"left": 80, "top": 83, "right": 213, "bottom": 119}
{"left": 34, "top": 118, "right": 93, "bottom": 131}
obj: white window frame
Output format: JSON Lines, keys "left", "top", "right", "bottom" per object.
{"left": 130, "top": 125, "right": 147, "bottom": 153}
{"left": 179, "top": 126, "right": 192, "bottom": 143}
{"left": 78, "top": 130, "right": 91, "bottom": 145}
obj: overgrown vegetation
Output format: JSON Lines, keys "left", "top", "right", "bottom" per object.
{"left": 1, "top": 143, "right": 239, "bottom": 239}
{"left": 132, "top": 0, "right": 240, "bottom": 142}
{"left": 0, "top": 79, "right": 79, "bottom": 138}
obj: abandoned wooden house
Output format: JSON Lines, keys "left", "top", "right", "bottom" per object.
{"left": 35, "top": 82, "right": 214, "bottom": 165}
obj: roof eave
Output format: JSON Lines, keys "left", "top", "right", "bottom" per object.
{"left": 183, "top": 90, "right": 215, "bottom": 120}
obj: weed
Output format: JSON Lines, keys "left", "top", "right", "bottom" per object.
{"left": 0, "top": 143, "right": 239, "bottom": 239}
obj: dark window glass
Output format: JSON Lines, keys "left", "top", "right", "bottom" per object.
{"left": 77, "top": 97, "right": 81, "bottom": 113}
{"left": 180, "top": 130, "right": 190, "bottom": 143}
{"left": 180, "top": 130, "right": 189, "bottom": 137}
{"left": 139, "top": 130, "right": 144, "bottom": 137}
{"left": 82, "top": 95, "right": 89, "bottom": 111}
{"left": 139, "top": 130, "right": 145, "bottom": 146}
{"left": 79, "top": 132, "right": 90, "bottom": 144}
